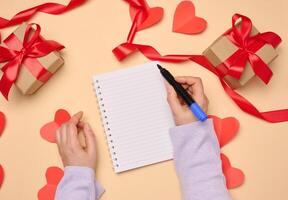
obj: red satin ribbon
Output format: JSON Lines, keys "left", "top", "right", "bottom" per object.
{"left": 113, "top": 5, "right": 288, "bottom": 123}
{"left": 0, "top": 0, "right": 87, "bottom": 29}
{"left": 219, "top": 14, "right": 282, "bottom": 83}
{"left": 125, "top": 0, "right": 149, "bottom": 43}
{"left": 0, "top": 24, "right": 64, "bottom": 100}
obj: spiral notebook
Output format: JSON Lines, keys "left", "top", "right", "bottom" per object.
{"left": 92, "top": 61, "right": 175, "bottom": 173}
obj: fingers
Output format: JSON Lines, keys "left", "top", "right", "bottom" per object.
{"left": 175, "top": 76, "right": 204, "bottom": 97}
{"left": 64, "top": 111, "right": 84, "bottom": 148}
{"left": 70, "top": 111, "right": 83, "bottom": 125}
{"left": 59, "top": 124, "right": 67, "bottom": 145}
{"left": 56, "top": 111, "right": 84, "bottom": 147}
{"left": 67, "top": 123, "right": 82, "bottom": 148}
{"left": 56, "top": 124, "right": 68, "bottom": 161}
{"left": 165, "top": 83, "right": 184, "bottom": 116}
{"left": 77, "top": 122, "right": 85, "bottom": 129}
{"left": 56, "top": 129, "right": 61, "bottom": 145}
{"left": 56, "top": 129, "right": 62, "bottom": 155}
{"left": 55, "top": 112, "right": 97, "bottom": 169}
{"left": 56, "top": 120, "right": 82, "bottom": 158}
{"left": 82, "top": 123, "right": 97, "bottom": 155}
{"left": 175, "top": 76, "right": 202, "bottom": 85}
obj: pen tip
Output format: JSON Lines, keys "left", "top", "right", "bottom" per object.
{"left": 157, "top": 64, "right": 162, "bottom": 70}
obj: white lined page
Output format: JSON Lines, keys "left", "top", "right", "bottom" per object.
{"left": 93, "top": 61, "right": 175, "bottom": 173}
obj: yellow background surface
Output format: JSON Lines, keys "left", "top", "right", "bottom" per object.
{"left": 0, "top": 0, "right": 288, "bottom": 199}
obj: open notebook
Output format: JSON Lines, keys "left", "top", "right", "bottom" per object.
{"left": 92, "top": 61, "right": 175, "bottom": 173}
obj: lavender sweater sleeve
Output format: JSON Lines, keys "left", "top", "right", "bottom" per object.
{"left": 55, "top": 166, "right": 104, "bottom": 200}
{"left": 169, "top": 119, "right": 231, "bottom": 200}
{"left": 55, "top": 119, "right": 230, "bottom": 200}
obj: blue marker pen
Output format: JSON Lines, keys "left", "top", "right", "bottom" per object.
{"left": 157, "top": 64, "right": 208, "bottom": 122}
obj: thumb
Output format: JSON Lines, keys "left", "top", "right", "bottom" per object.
{"left": 70, "top": 111, "right": 83, "bottom": 125}
{"left": 83, "top": 123, "right": 96, "bottom": 154}
{"left": 165, "top": 83, "right": 183, "bottom": 116}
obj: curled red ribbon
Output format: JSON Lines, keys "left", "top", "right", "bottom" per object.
{"left": 0, "top": 0, "right": 87, "bottom": 29}
{"left": 113, "top": 4, "right": 288, "bottom": 123}
{"left": 0, "top": 23, "right": 64, "bottom": 100}
{"left": 125, "top": 0, "right": 149, "bottom": 43}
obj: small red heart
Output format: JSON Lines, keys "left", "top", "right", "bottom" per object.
{"left": 40, "top": 109, "right": 71, "bottom": 143}
{"left": 224, "top": 167, "right": 245, "bottom": 189}
{"left": 0, "top": 112, "right": 6, "bottom": 137}
{"left": 46, "top": 167, "right": 64, "bottom": 185}
{"left": 221, "top": 153, "right": 245, "bottom": 189}
{"left": 38, "top": 185, "right": 57, "bottom": 200}
{"left": 214, "top": 117, "right": 245, "bottom": 190}
{"left": 54, "top": 109, "right": 71, "bottom": 125}
{"left": 173, "top": 0, "right": 207, "bottom": 34}
{"left": 38, "top": 167, "right": 64, "bottom": 200}
{"left": 220, "top": 153, "right": 231, "bottom": 172}
{"left": 0, "top": 164, "right": 4, "bottom": 188}
{"left": 209, "top": 115, "right": 239, "bottom": 147}
{"left": 40, "top": 122, "right": 59, "bottom": 143}
{"left": 130, "top": 2, "right": 163, "bottom": 31}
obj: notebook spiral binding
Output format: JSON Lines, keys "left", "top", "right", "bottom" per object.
{"left": 93, "top": 79, "right": 119, "bottom": 170}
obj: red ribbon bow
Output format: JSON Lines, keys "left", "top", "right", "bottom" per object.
{"left": 216, "top": 14, "right": 282, "bottom": 83}
{"left": 0, "top": 24, "right": 64, "bottom": 100}
{"left": 113, "top": 9, "right": 288, "bottom": 123}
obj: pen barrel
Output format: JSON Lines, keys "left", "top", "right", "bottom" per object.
{"left": 189, "top": 103, "right": 208, "bottom": 122}
{"left": 161, "top": 70, "right": 194, "bottom": 105}
{"left": 172, "top": 81, "right": 194, "bottom": 105}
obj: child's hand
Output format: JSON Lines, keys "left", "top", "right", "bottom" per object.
{"left": 166, "top": 76, "right": 209, "bottom": 126}
{"left": 56, "top": 112, "right": 97, "bottom": 170}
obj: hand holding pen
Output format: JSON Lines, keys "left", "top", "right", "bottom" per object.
{"left": 158, "top": 64, "right": 208, "bottom": 123}
{"left": 165, "top": 76, "right": 209, "bottom": 125}
{"left": 166, "top": 76, "right": 209, "bottom": 126}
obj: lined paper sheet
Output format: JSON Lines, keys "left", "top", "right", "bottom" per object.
{"left": 93, "top": 61, "right": 175, "bottom": 173}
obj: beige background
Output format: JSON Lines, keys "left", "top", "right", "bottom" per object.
{"left": 0, "top": 0, "right": 288, "bottom": 199}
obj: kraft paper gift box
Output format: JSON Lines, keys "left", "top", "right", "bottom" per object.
{"left": 0, "top": 23, "right": 64, "bottom": 95}
{"left": 203, "top": 22, "right": 278, "bottom": 89}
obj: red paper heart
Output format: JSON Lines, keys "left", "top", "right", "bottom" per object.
{"left": 224, "top": 167, "right": 245, "bottom": 189}
{"left": 40, "top": 109, "right": 71, "bottom": 143}
{"left": 221, "top": 153, "right": 245, "bottom": 189}
{"left": 46, "top": 167, "right": 64, "bottom": 185}
{"left": 38, "top": 167, "right": 64, "bottom": 200}
{"left": 173, "top": 0, "right": 207, "bottom": 34}
{"left": 0, "top": 164, "right": 4, "bottom": 188}
{"left": 220, "top": 153, "right": 231, "bottom": 172}
{"left": 38, "top": 185, "right": 57, "bottom": 200}
{"left": 209, "top": 115, "right": 239, "bottom": 147}
{"left": 54, "top": 109, "right": 71, "bottom": 125}
{"left": 130, "top": 2, "right": 163, "bottom": 31}
{"left": 40, "top": 122, "right": 59, "bottom": 143}
{"left": 211, "top": 116, "right": 244, "bottom": 189}
{"left": 0, "top": 112, "right": 6, "bottom": 137}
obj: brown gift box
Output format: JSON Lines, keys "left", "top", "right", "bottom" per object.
{"left": 203, "top": 23, "right": 278, "bottom": 88}
{"left": 0, "top": 23, "right": 64, "bottom": 95}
